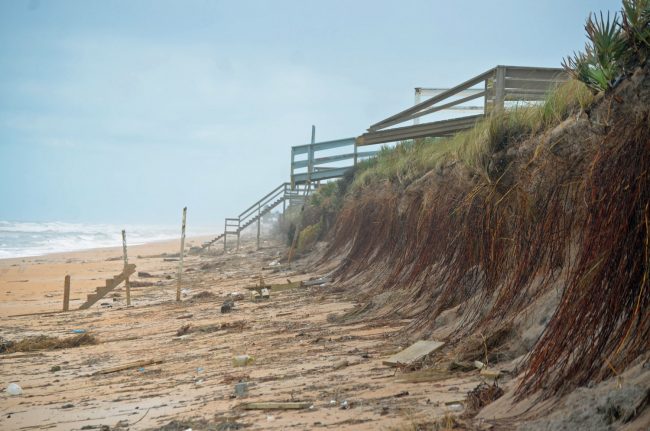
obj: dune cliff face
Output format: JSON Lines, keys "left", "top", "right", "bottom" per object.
{"left": 319, "top": 64, "right": 650, "bottom": 402}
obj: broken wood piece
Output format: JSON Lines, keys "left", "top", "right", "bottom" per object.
{"left": 480, "top": 368, "right": 502, "bottom": 380}
{"left": 93, "top": 358, "right": 163, "bottom": 375}
{"left": 241, "top": 402, "right": 312, "bottom": 410}
{"left": 300, "top": 277, "right": 332, "bottom": 287}
{"left": 382, "top": 340, "right": 445, "bottom": 367}
{"left": 79, "top": 264, "right": 136, "bottom": 310}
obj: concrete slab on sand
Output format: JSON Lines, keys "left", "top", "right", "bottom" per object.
{"left": 383, "top": 340, "right": 445, "bottom": 367}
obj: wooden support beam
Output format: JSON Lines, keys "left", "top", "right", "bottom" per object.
{"left": 176, "top": 207, "right": 187, "bottom": 302}
{"left": 62, "top": 275, "right": 70, "bottom": 312}
{"left": 122, "top": 230, "right": 131, "bottom": 306}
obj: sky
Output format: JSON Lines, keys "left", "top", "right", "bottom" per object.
{"left": 0, "top": 0, "right": 620, "bottom": 228}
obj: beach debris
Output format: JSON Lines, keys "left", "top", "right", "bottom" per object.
{"left": 383, "top": 340, "right": 445, "bottom": 367}
{"left": 0, "top": 337, "right": 15, "bottom": 353}
{"left": 79, "top": 264, "right": 136, "bottom": 310}
{"left": 175, "top": 320, "right": 246, "bottom": 337}
{"left": 234, "top": 382, "right": 249, "bottom": 397}
{"left": 394, "top": 391, "right": 410, "bottom": 398}
{"left": 340, "top": 400, "right": 349, "bottom": 409}
{"left": 466, "top": 382, "right": 504, "bottom": 412}
{"left": 260, "top": 288, "right": 270, "bottom": 299}
{"left": 480, "top": 368, "right": 502, "bottom": 381}
{"left": 129, "top": 281, "right": 154, "bottom": 287}
{"left": 93, "top": 358, "right": 163, "bottom": 375}
{"left": 229, "top": 292, "right": 245, "bottom": 301}
{"left": 177, "top": 313, "right": 193, "bottom": 319}
{"left": 6, "top": 383, "right": 23, "bottom": 396}
{"left": 100, "top": 302, "right": 112, "bottom": 308}
{"left": 176, "top": 324, "right": 193, "bottom": 336}
{"left": 301, "top": 277, "right": 332, "bottom": 287}
{"left": 71, "top": 329, "right": 86, "bottom": 334}
{"left": 137, "top": 271, "right": 154, "bottom": 278}
{"left": 446, "top": 401, "right": 464, "bottom": 412}
{"left": 449, "top": 360, "right": 475, "bottom": 372}
{"left": 1, "top": 333, "right": 97, "bottom": 354}
{"left": 474, "top": 360, "right": 486, "bottom": 370}
{"left": 241, "top": 402, "right": 312, "bottom": 410}
{"left": 190, "top": 291, "right": 216, "bottom": 301}
{"left": 50, "top": 365, "right": 62, "bottom": 372}
{"left": 221, "top": 299, "right": 234, "bottom": 313}
{"left": 232, "top": 354, "right": 255, "bottom": 367}
{"left": 333, "top": 359, "right": 349, "bottom": 370}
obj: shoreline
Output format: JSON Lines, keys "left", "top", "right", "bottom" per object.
{"left": 0, "top": 235, "right": 214, "bottom": 317}
{"left": 0, "top": 234, "right": 212, "bottom": 263}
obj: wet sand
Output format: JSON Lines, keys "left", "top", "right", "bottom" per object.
{"left": 0, "top": 237, "right": 480, "bottom": 430}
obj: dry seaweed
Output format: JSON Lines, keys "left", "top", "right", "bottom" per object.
{"left": 2, "top": 333, "right": 98, "bottom": 354}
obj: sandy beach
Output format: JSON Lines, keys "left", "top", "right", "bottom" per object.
{"left": 0, "top": 236, "right": 483, "bottom": 430}
{"left": 0, "top": 236, "right": 212, "bottom": 317}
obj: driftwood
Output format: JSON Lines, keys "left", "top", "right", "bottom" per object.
{"left": 93, "top": 358, "right": 163, "bottom": 375}
{"left": 241, "top": 402, "right": 312, "bottom": 410}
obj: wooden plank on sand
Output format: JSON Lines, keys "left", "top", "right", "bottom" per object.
{"left": 241, "top": 402, "right": 313, "bottom": 410}
{"left": 382, "top": 340, "right": 445, "bottom": 367}
{"left": 93, "top": 358, "right": 163, "bottom": 375}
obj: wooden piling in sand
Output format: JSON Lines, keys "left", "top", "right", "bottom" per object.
{"left": 122, "top": 230, "right": 131, "bottom": 306}
{"left": 176, "top": 207, "right": 187, "bottom": 302}
{"left": 63, "top": 275, "right": 70, "bottom": 311}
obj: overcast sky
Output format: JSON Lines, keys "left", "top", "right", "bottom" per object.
{"left": 0, "top": 0, "right": 619, "bottom": 228}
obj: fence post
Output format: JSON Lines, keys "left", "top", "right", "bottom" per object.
{"left": 121, "top": 230, "right": 131, "bottom": 306}
{"left": 176, "top": 207, "right": 187, "bottom": 302}
{"left": 223, "top": 218, "right": 228, "bottom": 251}
{"left": 495, "top": 66, "right": 506, "bottom": 112}
{"left": 63, "top": 275, "right": 70, "bottom": 311}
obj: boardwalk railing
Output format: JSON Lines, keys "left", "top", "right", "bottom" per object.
{"left": 202, "top": 64, "right": 564, "bottom": 252}
{"left": 357, "top": 65, "right": 568, "bottom": 146}
{"left": 291, "top": 136, "right": 378, "bottom": 186}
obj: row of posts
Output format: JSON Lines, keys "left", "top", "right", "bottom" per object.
{"left": 62, "top": 206, "right": 188, "bottom": 311}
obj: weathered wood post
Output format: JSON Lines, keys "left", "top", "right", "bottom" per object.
{"left": 282, "top": 183, "right": 287, "bottom": 222}
{"left": 307, "top": 125, "right": 315, "bottom": 184}
{"left": 256, "top": 203, "right": 261, "bottom": 250}
{"left": 223, "top": 218, "right": 228, "bottom": 251}
{"left": 63, "top": 275, "right": 71, "bottom": 311}
{"left": 236, "top": 218, "right": 241, "bottom": 251}
{"left": 176, "top": 206, "right": 187, "bottom": 302}
{"left": 121, "top": 230, "right": 131, "bottom": 306}
{"left": 494, "top": 66, "right": 506, "bottom": 112}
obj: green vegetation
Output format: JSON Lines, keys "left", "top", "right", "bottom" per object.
{"left": 563, "top": 0, "right": 649, "bottom": 92}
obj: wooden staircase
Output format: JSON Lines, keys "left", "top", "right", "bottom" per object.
{"left": 201, "top": 182, "right": 310, "bottom": 250}
{"left": 79, "top": 263, "right": 136, "bottom": 310}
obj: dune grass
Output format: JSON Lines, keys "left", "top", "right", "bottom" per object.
{"left": 349, "top": 79, "right": 593, "bottom": 190}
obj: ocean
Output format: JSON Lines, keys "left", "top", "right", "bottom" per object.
{"left": 0, "top": 221, "right": 215, "bottom": 259}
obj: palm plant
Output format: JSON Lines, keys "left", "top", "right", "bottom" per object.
{"left": 563, "top": 1, "right": 649, "bottom": 93}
